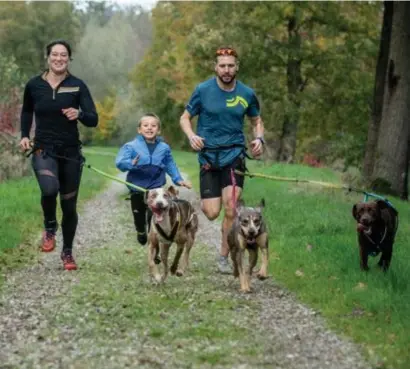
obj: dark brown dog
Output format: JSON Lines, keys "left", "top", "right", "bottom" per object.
{"left": 352, "top": 200, "right": 398, "bottom": 271}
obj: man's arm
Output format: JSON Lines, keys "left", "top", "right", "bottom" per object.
{"left": 180, "top": 109, "right": 204, "bottom": 151}
{"left": 180, "top": 110, "right": 196, "bottom": 139}
{"left": 249, "top": 115, "right": 265, "bottom": 157}
{"left": 250, "top": 115, "right": 264, "bottom": 140}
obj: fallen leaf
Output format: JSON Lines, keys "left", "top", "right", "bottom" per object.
{"left": 295, "top": 270, "right": 304, "bottom": 277}
{"left": 354, "top": 282, "right": 367, "bottom": 290}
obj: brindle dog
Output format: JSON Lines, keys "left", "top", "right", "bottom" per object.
{"left": 352, "top": 199, "right": 398, "bottom": 272}
{"left": 227, "top": 199, "right": 269, "bottom": 293}
{"left": 146, "top": 186, "right": 198, "bottom": 283}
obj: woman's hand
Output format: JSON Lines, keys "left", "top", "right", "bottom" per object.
{"left": 19, "top": 137, "right": 32, "bottom": 152}
{"left": 62, "top": 108, "right": 79, "bottom": 121}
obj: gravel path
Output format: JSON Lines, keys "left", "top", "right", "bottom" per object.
{"left": 0, "top": 177, "right": 373, "bottom": 369}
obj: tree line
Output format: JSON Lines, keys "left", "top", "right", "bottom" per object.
{"left": 132, "top": 1, "right": 410, "bottom": 199}
{"left": 1, "top": 1, "right": 410, "bottom": 199}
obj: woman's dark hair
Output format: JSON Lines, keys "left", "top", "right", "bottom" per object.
{"left": 46, "top": 39, "right": 72, "bottom": 59}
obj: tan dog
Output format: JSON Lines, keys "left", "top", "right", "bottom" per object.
{"left": 227, "top": 199, "right": 269, "bottom": 293}
{"left": 146, "top": 186, "right": 198, "bottom": 283}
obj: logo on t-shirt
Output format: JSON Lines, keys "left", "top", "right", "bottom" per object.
{"left": 226, "top": 96, "right": 248, "bottom": 109}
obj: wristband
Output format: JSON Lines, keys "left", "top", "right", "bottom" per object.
{"left": 256, "top": 136, "right": 265, "bottom": 145}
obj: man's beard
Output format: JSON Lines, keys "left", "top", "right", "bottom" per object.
{"left": 217, "top": 73, "right": 236, "bottom": 85}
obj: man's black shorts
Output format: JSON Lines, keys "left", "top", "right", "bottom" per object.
{"left": 200, "top": 156, "right": 246, "bottom": 199}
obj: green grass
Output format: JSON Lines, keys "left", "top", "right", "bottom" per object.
{"left": 174, "top": 151, "right": 410, "bottom": 369}
{"left": 0, "top": 149, "right": 118, "bottom": 275}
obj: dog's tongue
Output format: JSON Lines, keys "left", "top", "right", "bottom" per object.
{"left": 247, "top": 237, "right": 256, "bottom": 245}
{"left": 357, "top": 223, "right": 365, "bottom": 232}
{"left": 357, "top": 223, "right": 370, "bottom": 234}
{"left": 152, "top": 208, "right": 164, "bottom": 223}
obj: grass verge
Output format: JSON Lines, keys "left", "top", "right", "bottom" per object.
{"left": 0, "top": 149, "right": 117, "bottom": 281}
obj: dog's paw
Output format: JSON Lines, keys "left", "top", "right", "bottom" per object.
{"left": 256, "top": 272, "right": 268, "bottom": 280}
{"left": 153, "top": 274, "right": 162, "bottom": 283}
{"left": 239, "top": 287, "right": 252, "bottom": 294}
{"left": 176, "top": 269, "right": 184, "bottom": 277}
{"left": 154, "top": 256, "right": 161, "bottom": 265}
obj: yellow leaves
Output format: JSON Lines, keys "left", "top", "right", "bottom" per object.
{"left": 94, "top": 95, "right": 118, "bottom": 143}
{"left": 316, "top": 36, "right": 327, "bottom": 50}
{"left": 283, "top": 4, "right": 295, "bottom": 18}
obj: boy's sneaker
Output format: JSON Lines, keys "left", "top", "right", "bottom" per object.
{"left": 61, "top": 251, "right": 77, "bottom": 271}
{"left": 218, "top": 255, "right": 232, "bottom": 274}
{"left": 41, "top": 230, "right": 56, "bottom": 252}
{"left": 137, "top": 231, "right": 147, "bottom": 246}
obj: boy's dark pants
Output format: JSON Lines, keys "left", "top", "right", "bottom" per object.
{"left": 130, "top": 191, "right": 152, "bottom": 234}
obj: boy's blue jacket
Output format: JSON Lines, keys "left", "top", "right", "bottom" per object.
{"left": 115, "top": 135, "right": 183, "bottom": 192}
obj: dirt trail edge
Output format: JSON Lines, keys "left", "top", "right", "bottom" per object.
{"left": 0, "top": 178, "right": 373, "bottom": 369}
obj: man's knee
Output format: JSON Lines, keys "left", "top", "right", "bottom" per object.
{"left": 201, "top": 202, "right": 220, "bottom": 220}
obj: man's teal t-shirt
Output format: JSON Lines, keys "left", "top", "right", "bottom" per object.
{"left": 186, "top": 77, "right": 260, "bottom": 167}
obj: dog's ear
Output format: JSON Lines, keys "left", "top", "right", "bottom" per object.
{"left": 167, "top": 185, "right": 179, "bottom": 198}
{"left": 376, "top": 200, "right": 389, "bottom": 210}
{"left": 255, "top": 198, "right": 265, "bottom": 213}
{"left": 236, "top": 198, "right": 245, "bottom": 211}
{"left": 144, "top": 190, "right": 149, "bottom": 204}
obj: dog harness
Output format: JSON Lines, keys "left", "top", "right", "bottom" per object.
{"left": 153, "top": 206, "right": 181, "bottom": 243}
{"left": 363, "top": 226, "right": 388, "bottom": 257}
{"left": 361, "top": 200, "right": 399, "bottom": 257}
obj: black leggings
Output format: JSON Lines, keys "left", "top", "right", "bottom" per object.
{"left": 32, "top": 147, "right": 83, "bottom": 252}
{"left": 130, "top": 192, "right": 152, "bottom": 234}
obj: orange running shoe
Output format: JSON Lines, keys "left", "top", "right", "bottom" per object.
{"left": 61, "top": 252, "right": 77, "bottom": 271}
{"left": 41, "top": 231, "right": 56, "bottom": 252}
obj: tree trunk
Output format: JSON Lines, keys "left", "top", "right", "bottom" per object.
{"left": 278, "top": 16, "right": 302, "bottom": 163}
{"left": 371, "top": 2, "right": 410, "bottom": 198}
{"left": 362, "top": 1, "right": 393, "bottom": 182}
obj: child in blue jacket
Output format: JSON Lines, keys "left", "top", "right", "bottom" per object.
{"left": 115, "top": 113, "right": 191, "bottom": 245}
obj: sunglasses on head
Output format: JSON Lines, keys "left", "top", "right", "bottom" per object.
{"left": 215, "top": 48, "right": 238, "bottom": 57}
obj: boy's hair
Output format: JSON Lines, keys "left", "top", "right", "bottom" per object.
{"left": 138, "top": 113, "right": 161, "bottom": 128}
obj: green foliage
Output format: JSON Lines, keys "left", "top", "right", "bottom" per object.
{"left": 0, "top": 53, "right": 25, "bottom": 133}
{"left": 132, "top": 1, "right": 381, "bottom": 165}
{"left": 0, "top": 1, "right": 81, "bottom": 76}
{"left": 0, "top": 53, "right": 25, "bottom": 101}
